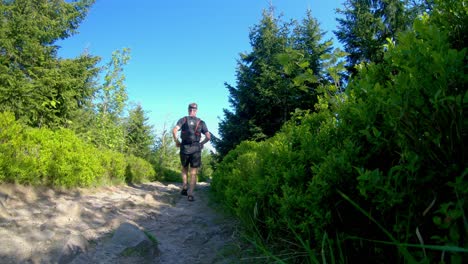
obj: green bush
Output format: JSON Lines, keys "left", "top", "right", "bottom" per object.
{"left": 198, "top": 149, "right": 215, "bottom": 182}
{"left": 212, "top": 13, "right": 467, "bottom": 263}
{"left": 42, "top": 128, "right": 104, "bottom": 187}
{"left": 125, "top": 154, "right": 156, "bottom": 184}
{"left": 153, "top": 164, "right": 181, "bottom": 182}
{"left": 0, "top": 112, "right": 29, "bottom": 182}
{"left": 0, "top": 111, "right": 156, "bottom": 188}
{"left": 98, "top": 148, "right": 127, "bottom": 184}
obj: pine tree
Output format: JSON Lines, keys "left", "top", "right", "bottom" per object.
{"left": 216, "top": 8, "right": 288, "bottom": 156}
{"left": 0, "top": 0, "right": 98, "bottom": 127}
{"left": 334, "top": 0, "right": 411, "bottom": 74}
{"left": 125, "top": 103, "right": 154, "bottom": 160}
{"left": 216, "top": 8, "right": 334, "bottom": 157}
{"left": 290, "top": 9, "right": 333, "bottom": 109}
{"left": 292, "top": 10, "right": 332, "bottom": 77}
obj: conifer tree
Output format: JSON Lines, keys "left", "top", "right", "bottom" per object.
{"left": 334, "top": 0, "right": 411, "bottom": 74}
{"left": 0, "top": 0, "right": 98, "bottom": 127}
{"left": 216, "top": 8, "right": 333, "bottom": 157}
{"left": 292, "top": 10, "right": 332, "bottom": 77}
{"left": 216, "top": 8, "right": 288, "bottom": 156}
{"left": 290, "top": 9, "right": 333, "bottom": 109}
{"left": 124, "top": 103, "right": 154, "bottom": 160}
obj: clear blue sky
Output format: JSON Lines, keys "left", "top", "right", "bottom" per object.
{"left": 57, "top": 0, "right": 345, "bottom": 139}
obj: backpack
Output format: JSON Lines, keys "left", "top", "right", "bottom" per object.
{"left": 181, "top": 116, "right": 201, "bottom": 144}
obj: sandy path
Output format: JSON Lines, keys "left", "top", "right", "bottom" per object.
{"left": 147, "top": 183, "right": 239, "bottom": 263}
{"left": 0, "top": 181, "right": 242, "bottom": 263}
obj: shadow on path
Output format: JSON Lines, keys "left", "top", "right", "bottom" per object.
{"left": 0, "top": 182, "right": 245, "bottom": 263}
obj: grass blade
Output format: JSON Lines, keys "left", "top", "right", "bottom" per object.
{"left": 337, "top": 189, "right": 418, "bottom": 263}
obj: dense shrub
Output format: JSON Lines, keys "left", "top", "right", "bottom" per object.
{"left": 98, "top": 148, "right": 127, "bottom": 184}
{"left": 198, "top": 150, "right": 215, "bottom": 182}
{"left": 0, "top": 112, "right": 27, "bottom": 182}
{"left": 212, "top": 14, "right": 467, "bottom": 263}
{"left": 125, "top": 154, "right": 156, "bottom": 184}
{"left": 0, "top": 111, "right": 155, "bottom": 187}
{"left": 42, "top": 128, "right": 105, "bottom": 187}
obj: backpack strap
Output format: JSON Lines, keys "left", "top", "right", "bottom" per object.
{"left": 180, "top": 116, "right": 189, "bottom": 130}
{"left": 180, "top": 116, "right": 188, "bottom": 136}
{"left": 194, "top": 118, "right": 201, "bottom": 136}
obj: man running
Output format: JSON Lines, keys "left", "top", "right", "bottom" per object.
{"left": 172, "top": 103, "right": 210, "bottom": 201}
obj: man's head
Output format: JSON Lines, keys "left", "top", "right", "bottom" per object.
{"left": 188, "top": 103, "right": 198, "bottom": 116}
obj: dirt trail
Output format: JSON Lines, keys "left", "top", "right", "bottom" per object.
{"left": 147, "top": 183, "right": 240, "bottom": 263}
{"left": 0, "top": 181, "right": 242, "bottom": 263}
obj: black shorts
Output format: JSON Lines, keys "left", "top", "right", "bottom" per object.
{"left": 180, "top": 143, "right": 202, "bottom": 168}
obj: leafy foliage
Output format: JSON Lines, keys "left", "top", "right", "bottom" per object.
{"left": 152, "top": 127, "right": 181, "bottom": 182}
{"left": 198, "top": 149, "right": 215, "bottom": 182}
{"left": 427, "top": 0, "right": 468, "bottom": 50}
{"left": 0, "top": 111, "right": 155, "bottom": 187}
{"left": 212, "top": 4, "right": 467, "bottom": 262}
{"left": 124, "top": 154, "right": 156, "bottom": 184}
{"left": 90, "top": 48, "right": 131, "bottom": 151}
{"left": 0, "top": 0, "right": 204, "bottom": 189}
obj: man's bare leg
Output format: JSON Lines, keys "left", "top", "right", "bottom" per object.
{"left": 181, "top": 166, "right": 189, "bottom": 190}
{"left": 188, "top": 167, "right": 197, "bottom": 196}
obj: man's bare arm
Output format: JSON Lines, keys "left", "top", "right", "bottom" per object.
{"left": 172, "top": 125, "right": 181, "bottom": 147}
{"left": 200, "top": 131, "right": 211, "bottom": 147}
